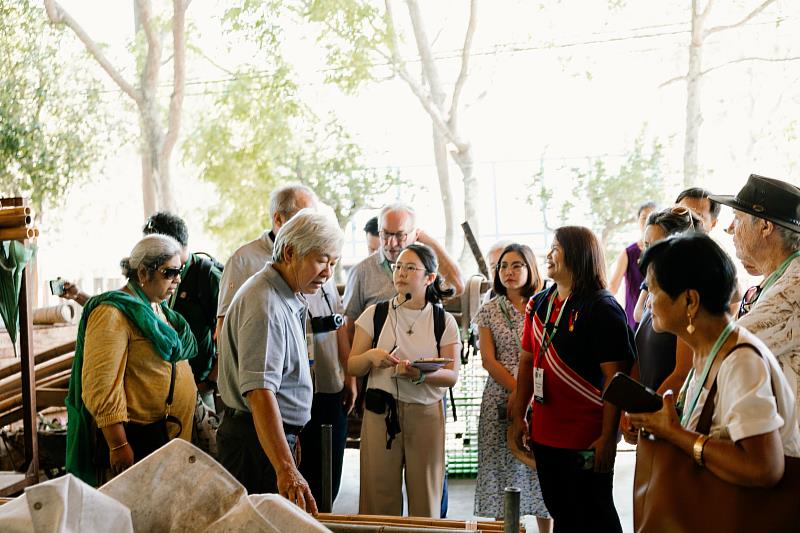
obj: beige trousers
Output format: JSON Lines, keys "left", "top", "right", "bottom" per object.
{"left": 359, "top": 399, "right": 445, "bottom": 517}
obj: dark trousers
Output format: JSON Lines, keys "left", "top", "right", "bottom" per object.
{"left": 531, "top": 442, "right": 622, "bottom": 533}
{"left": 299, "top": 389, "right": 348, "bottom": 504}
{"left": 217, "top": 408, "right": 297, "bottom": 495}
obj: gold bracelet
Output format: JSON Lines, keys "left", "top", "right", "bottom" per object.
{"left": 110, "top": 441, "right": 129, "bottom": 452}
{"left": 693, "top": 434, "right": 710, "bottom": 466}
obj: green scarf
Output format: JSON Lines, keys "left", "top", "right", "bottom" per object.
{"left": 65, "top": 283, "right": 197, "bottom": 486}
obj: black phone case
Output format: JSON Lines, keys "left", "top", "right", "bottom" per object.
{"left": 602, "top": 372, "right": 663, "bottom": 413}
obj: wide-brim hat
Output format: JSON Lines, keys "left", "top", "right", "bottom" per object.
{"left": 709, "top": 174, "right": 800, "bottom": 233}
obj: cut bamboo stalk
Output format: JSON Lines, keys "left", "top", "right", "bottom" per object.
{"left": 0, "top": 354, "right": 73, "bottom": 399}
{"left": 0, "top": 340, "right": 75, "bottom": 381}
{"left": 0, "top": 197, "right": 25, "bottom": 207}
{"left": 0, "top": 206, "right": 31, "bottom": 217}
{"left": 0, "top": 369, "right": 71, "bottom": 412}
{"left": 0, "top": 214, "right": 31, "bottom": 228}
{"left": 0, "top": 227, "right": 35, "bottom": 241}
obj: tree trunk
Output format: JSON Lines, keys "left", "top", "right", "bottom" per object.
{"left": 432, "top": 122, "right": 455, "bottom": 254}
{"left": 452, "top": 143, "right": 478, "bottom": 269}
{"left": 683, "top": 0, "right": 705, "bottom": 188}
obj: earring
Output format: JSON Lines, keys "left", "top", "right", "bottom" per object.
{"left": 686, "top": 313, "right": 695, "bottom": 335}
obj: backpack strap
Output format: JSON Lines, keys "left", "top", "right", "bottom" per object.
{"left": 432, "top": 304, "right": 459, "bottom": 422}
{"left": 371, "top": 301, "right": 390, "bottom": 349}
{"left": 361, "top": 301, "right": 391, "bottom": 399}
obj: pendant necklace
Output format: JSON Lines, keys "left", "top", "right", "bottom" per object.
{"left": 405, "top": 304, "right": 426, "bottom": 335}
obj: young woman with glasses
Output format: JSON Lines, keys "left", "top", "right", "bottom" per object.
{"left": 347, "top": 243, "right": 461, "bottom": 517}
{"left": 473, "top": 244, "right": 551, "bottom": 531}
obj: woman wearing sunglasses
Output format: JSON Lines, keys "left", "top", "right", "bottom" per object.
{"left": 66, "top": 234, "right": 198, "bottom": 486}
{"left": 348, "top": 243, "right": 461, "bottom": 517}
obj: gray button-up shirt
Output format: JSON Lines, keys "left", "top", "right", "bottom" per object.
{"left": 343, "top": 251, "right": 397, "bottom": 321}
{"left": 218, "top": 263, "right": 312, "bottom": 427}
{"left": 217, "top": 230, "right": 274, "bottom": 317}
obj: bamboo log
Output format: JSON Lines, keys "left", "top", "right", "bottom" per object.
{"left": 0, "top": 214, "right": 31, "bottom": 228}
{"left": 0, "top": 206, "right": 31, "bottom": 217}
{"left": 0, "top": 227, "right": 36, "bottom": 241}
{"left": 0, "top": 369, "right": 71, "bottom": 412}
{"left": 317, "top": 515, "right": 510, "bottom": 532}
{"left": 0, "top": 197, "right": 25, "bottom": 207}
{"left": 0, "top": 354, "right": 73, "bottom": 399}
{"left": 0, "top": 340, "right": 75, "bottom": 381}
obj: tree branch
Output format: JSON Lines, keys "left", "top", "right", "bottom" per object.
{"left": 136, "top": 0, "right": 162, "bottom": 99}
{"left": 405, "top": 0, "right": 445, "bottom": 103}
{"left": 386, "top": 0, "right": 466, "bottom": 150}
{"left": 705, "top": 0, "right": 776, "bottom": 35}
{"left": 42, "top": 0, "right": 141, "bottom": 104}
{"left": 161, "top": 0, "right": 188, "bottom": 167}
{"left": 700, "top": 55, "right": 800, "bottom": 76}
{"left": 448, "top": 0, "right": 478, "bottom": 132}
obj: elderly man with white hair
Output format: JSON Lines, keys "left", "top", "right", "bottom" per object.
{"left": 216, "top": 184, "right": 317, "bottom": 334}
{"left": 711, "top": 174, "right": 800, "bottom": 418}
{"left": 217, "top": 209, "right": 343, "bottom": 514}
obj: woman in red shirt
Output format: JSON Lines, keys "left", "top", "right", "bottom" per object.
{"left": 511, "top": 226, "right": 635, "bottom": 533}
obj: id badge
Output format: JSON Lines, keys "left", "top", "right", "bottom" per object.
{"left": 306, "top": 330, "right": 315, "bottom": 367}
{"left": 533, "top": 367, "right": 544, "bottom": 403}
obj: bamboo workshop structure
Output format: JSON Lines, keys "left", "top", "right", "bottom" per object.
{"left": 0, "top": 197, "right": 40, "bottom": 496}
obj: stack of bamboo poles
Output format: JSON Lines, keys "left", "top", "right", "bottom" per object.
{"left": 0, "top": 341, "right": 75, "bottom": 427}
{"left": 317, "top": 514, "right": 524, "bottom": 533}
{"left": 0, "top": 198, "right": 38, "bottom": 241}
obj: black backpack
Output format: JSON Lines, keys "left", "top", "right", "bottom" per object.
{"left": 369, "top": 301, "right": 458, "bottom": 421}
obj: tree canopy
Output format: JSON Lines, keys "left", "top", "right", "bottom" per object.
{"left": 0, "top": 0, "right": 113, "bottom": 217}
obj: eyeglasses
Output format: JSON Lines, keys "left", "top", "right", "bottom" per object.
{"left": 499, "top": 261, "right": 525, "bottom": 272}
{"left": 737, "top": 285, "right": 763, "bottom": 318}
{"left": 391, "top": 262, "right": 425, "bottom": 274}
{"left": 380, "top": 230, "right": 409, "bottom": 243}
{"left": 158, "top": 267, "right": 182, "bottom": 280}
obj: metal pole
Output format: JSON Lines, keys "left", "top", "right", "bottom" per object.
{"left": 321, "top": 423, "right": 333, "bottom": 513}
{"left": 503, "top": 486, "right": 521, "bottom": 533}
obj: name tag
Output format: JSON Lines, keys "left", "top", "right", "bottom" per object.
{"left": 533, "top": 367, "right": 544, "bottom": 403}
{"left": 306, "top": 330, "right": 315, "bottom": 366}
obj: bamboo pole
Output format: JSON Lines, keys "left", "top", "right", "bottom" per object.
{"left": 0, "top": 214, "right": 32, "bottom": 228}
{"left": 0, "top": 227, "right": 36, "bottom": 241}
{"left": 0, "top": 340, "right": 76, "bottom": 381}
{"left": 0, "top": 206, "right": 32, "bottom": 217}
{"left": 0, "top": 354, "right": 73, "bottom": 399}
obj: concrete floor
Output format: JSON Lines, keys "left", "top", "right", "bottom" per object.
{"left": 332, "top": 443, "right": 637, "bottom": 533}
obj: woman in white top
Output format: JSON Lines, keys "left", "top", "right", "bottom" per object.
{"left": 629, "top": 233, "right": 800, "bottom": 493}
{"left": 348, "top": 243, "right": 461, "bottom": 517}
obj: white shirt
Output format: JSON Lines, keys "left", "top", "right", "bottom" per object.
{"left": 355, "top": 300, "right": 461, "bottom": 405}
{"left": 217, "top": 230, "right": 273, "bottom": 317}
{"left": 683, "top": 337, "right": 800, "bottom": 458}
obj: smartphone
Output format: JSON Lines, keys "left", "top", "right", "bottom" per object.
{"left": 49, "top": 279, "right": 66, "bottom": 297}
{"left": 576, "top": 450, "right": 595, "bottom": 471}
{"left": 602, "top": 372, "right": 663, "bottom": 413}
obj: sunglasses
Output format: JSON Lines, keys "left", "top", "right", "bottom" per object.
{"left": 737, "top": 285, "right": 762, "bottom": 318}
{"left": 158, "top": 266, "right": 182, "bottom": 280}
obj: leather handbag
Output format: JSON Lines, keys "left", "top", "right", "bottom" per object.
{"left": 633, "top": 343, "right": 800, "bottom": 533}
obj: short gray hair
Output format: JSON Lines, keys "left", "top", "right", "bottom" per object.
{"left": 488, "top": 239, "right": 515, "bottom": 258}
{"left": 269, "top": 184, "right": 318, "bottom": 222}
{"left": 379, "top": 203, "right": 416, "bottom": 231}
{"left": 775, "top": 224, "right": 800, "bottom": 252}
{"left": 120, "top": 234, "right": 182, "bottom": 281}
{"left": 273, "top": 209, "right": 344, "bottom": 262}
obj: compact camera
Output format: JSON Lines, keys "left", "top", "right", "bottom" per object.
{"left": 310, "top": 313, "right": 344, "bottom": 333}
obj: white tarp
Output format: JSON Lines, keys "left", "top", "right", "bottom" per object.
{"left": 0, "top": 439, "right": 329, "bottom": 533}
